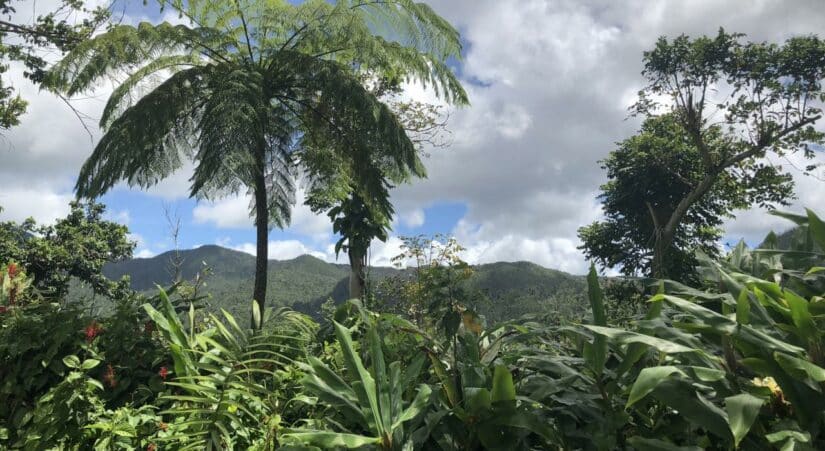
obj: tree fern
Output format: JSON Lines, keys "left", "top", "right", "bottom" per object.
{"left": 47, "top": 0, "right": 467, "bottom": 324}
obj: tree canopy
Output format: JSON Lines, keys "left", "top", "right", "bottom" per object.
{"left": 46, "top": 0, "right": 467, "bottom": 322}
{"left": 585, "top": 28, "right": 825, "bottom": 279}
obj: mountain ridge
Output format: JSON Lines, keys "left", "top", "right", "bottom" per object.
{"left": 103, "top": 244, "right": 587, "bottom": 321}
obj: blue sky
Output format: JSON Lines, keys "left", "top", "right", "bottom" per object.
{"left": 2, "top": 0, "right": 825, "bottom": 274}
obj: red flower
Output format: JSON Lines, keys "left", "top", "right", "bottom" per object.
{"left": 158, "top": 366, "right": 169, "bottom": 380}
{"left": 147, "top": 444, "right": 157, "bottom": 451}
{"left": 103, "top": 364, "right": 117, "bottom": 388}
{"left": 85, "top": 321, "right": 103, "bottom": 343}
{"left": 6, "top": 262, "right": 17, "bottom": 279}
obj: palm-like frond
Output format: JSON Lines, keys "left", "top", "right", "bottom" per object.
{"left": 155, "top": 303, "right": 313, "bottom": 450}
{"left": 74, "top": 66, "right": 207, "bottom": 198}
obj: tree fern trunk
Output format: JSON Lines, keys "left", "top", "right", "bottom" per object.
{"left": 348, "top": 248, "right": 366, "bottom": 301}
{"left": 252, "top": 165, "right": 269, "bottom": 330}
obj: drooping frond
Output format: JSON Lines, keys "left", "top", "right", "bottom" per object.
{"left": 75, "top": 66, "right": 208, "bottom": 198}
{"left": 100, "top": 54, "right": 204, "bottom": 129}
{"left": 47, "top": 22, "right": 226, "bottom": 97}
{"left": 275, "top": 52, "right": 419, "bottom": 217}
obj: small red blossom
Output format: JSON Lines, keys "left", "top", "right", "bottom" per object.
{"left": 158, "top": 366, "right": 168, "bottom": 380}
{"left": 103, "top": 364, "right": 117, "bottom": 388}
{"left": 6, "top": 262, "right": 18, "bottom": 279}
{"left": 147, "top": 443, "right": 157, "bottom": 451}
{"left": 85, "top": 321, "right": 103, "bottom": 343}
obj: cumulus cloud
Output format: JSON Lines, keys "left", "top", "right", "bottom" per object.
{"left": 228, "top": 239, "right": 329, "bottom": 261}
{"left": 5, "top": 0, "right": 825, "bottom": 275}
{"left": 192, "top": 189, "right": 331, "bottom": 240}
{"left": 382, "top": 0, "right": 825, "bottom": 274}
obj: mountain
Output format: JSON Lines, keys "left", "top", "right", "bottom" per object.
{"left": 102, "top": 245, "right": 587, "bottom": 322}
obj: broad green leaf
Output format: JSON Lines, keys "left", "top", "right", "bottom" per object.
{"left": 583, "top": 325, "right": 697, "bottom": 354}
{"left": 784, "top": 290, "right": 817, "bottom": 342}
{"left": 280, "top": 431, "right": 381, "bottom": 448}
{"left": 627, "top": 366, "right": 685, "bottom": 407}
{"left": 805, "top": 208, "right": 825, "bottom": 250}
{"left": 491, "top": 365, "right": 516, "bottom": 403}
{"left": 736, "top": 289, "right": 750, "bottom": 325}
{"left": 774, "top": 352, "right": 825, "bottom": 382}
{"left": 333, "top": 321, "right": 381, "bottom": 435}
{"left": 62, "top": 355, "right": 80, "bottom": 369}
{"left": 652, "top": 294, "right": 737, "bottom": 334}
{"left": 725, "top": 393, "right": 764, "bottom": 447}
{"left": 765, "top": 430, "right": 811, "bottom": 445}
{"left": 80, "top": 359, "right": 101, "bottom": 370}
{"left": 585, "top": 263, "right": 607, "bottom": 376}
{"left": 393, "top": 384, "right": 432, "bottom": 429}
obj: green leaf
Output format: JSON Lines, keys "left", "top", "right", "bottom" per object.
{"left": 585, "top": 263, "right": 607, "bottom": 376}
{"left": 393, "top": 384, "right": 432, "bottom": 429}
{"left": 805, "top": 208, "right": 825, "bottom": 250}
{"left": 80, "top": 359, "right": 101, "bottom": 370}
{"left": 280, "top": 430, "right": 381, "bottom": 448}
{"left": 583, "top": 325, "right": 697, "bottom": 354}
{"left": 627, "top": 366, "right": 685, "bottom": 407}
{"left": 774, "top": 352, "right": 825, "bottom": 382}
{"left": 784, "top": 290, "right": 817, "bottom": 342}
{"left": 333, "top": 321, "right": 381, "bottom": 434}
{"left": 736, "top": 288, "right": 750, "bottom": 325}
{"left": 62, "top": 355, "right": 80, "bottom": 369}
{"left": 491, "top": 365, "right": 516, "bottom": 403}
{"left": 725, "top": 393, "right": 764, "bottom": 447}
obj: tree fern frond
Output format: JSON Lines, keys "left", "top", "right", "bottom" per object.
{"left": 75, "top": 66, "right": 207, "bottom": 198}
{"left": 101, "top": 54, "right": 204, "bottom": 129}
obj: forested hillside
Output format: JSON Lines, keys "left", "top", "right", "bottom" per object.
{"left": 101, "top": 245, "right": 586, "bottom": 322}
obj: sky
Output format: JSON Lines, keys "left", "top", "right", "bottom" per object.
{"left": 2, "top": 0, "right": 825, "bottom": 275}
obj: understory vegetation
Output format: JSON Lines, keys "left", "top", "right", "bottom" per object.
{"left": 2, "top": 208, "right": 825, "bottom": 450}
{"left": 2, "top": 0, "right": 825, "bottom": 449}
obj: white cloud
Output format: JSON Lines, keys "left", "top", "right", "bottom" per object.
{"left": 192, "top": 189, "right": 331, "bottom": 239}
{"left": 229, "top": 239, "right": 329, "bottom": 261}
{"left": 6, "top": 0, "right": 825, "bottom": 275}
{"left": 0, "top": 188, "right": 72, "bottom": 224}
{"left": 724, "top": 151, "right": 825, "bottom": 245}
{"left": 400, "top": 209, "right": 425, "bottom": 228}
{"left": 134, "top": 248, "right": 156, "bottom": 259}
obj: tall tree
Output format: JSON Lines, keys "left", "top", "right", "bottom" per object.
{"left": 47, "top": 0, "right": 466, "bottom": 326}
{"left": 589, "top": 29, "right": 825, "bottom": 279}
{"left": 578, "top": 114, "right": 792, "bottom": 281}
{"left": 304, "top": 77, "right": 453, "bottom": 301}
{"left": 0, "top": 0, "right": 108, "bottom": 129}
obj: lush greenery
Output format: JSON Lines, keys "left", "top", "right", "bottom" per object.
{"left": 580, "top": 29, "right": 825, "bottom": 280}
{"left": 46, "top": 0, "right": 467, "bottom": 323}
{"left": 3, "top": 207, "right": 825, "bottom": 449}
{"left": 3, "top": 3, "right": 825, "bottom": 449}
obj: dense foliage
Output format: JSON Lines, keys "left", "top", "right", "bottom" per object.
{"left": 584, "top": 29, "right": 825, "bottom": 279}
{"left": 46, "top": 0, "right": 467, "bottom": 321}
{"left": 3, "top": 5, "right": 825, "bottom": 449}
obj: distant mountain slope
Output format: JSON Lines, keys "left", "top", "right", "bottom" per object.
{"left": 102, "top": 245, "right": 586, "bottom": 322}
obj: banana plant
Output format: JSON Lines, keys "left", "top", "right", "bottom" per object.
{"left": 281, "top": 320, "right": 431, "bottom": 450}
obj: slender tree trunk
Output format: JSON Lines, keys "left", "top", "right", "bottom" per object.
{"left": 252, "top": 163, "right": 269, "bottom": 329}
{"left": 651, "top": 172, "right": 719, "bottom": 279}
{"left": 348, "top": 249, "right": 366, "bottom": 301}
